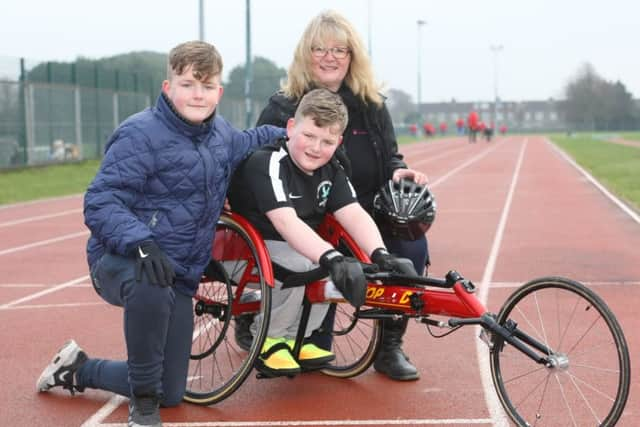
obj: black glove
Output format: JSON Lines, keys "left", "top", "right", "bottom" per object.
{"left": 134, "top": 240, "right": 175, "bottom": 287}
{"left": 319, "top": 249, "right": 366, "bottom": 308}
{"left": 370, "top": 248, "right": 417, "bottom": 276}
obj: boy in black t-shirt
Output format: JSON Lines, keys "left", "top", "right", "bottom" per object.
{"left": 229, "top": 89, "right": 416, "bottom": 375}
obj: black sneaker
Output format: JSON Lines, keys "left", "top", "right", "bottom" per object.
{"left": 234, "top": 292, "right": 260, "bottom": 351}
{"left": 36, "top": 339, "right": 87, "bottom": 395}
{"left": 234, "top": 313, "right": 255, "bottom": 351}
{"left": 128, "top": 394, "right": 162, "bottom": 427}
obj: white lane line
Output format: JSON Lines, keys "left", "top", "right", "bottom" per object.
{"left": 491, "top": 281, "right": 640, "bottom": 289}
{"left": 429, "top": 143, "right": 501, "bottom": 189}
{"left": 475, "top": 138, "right": 528, "bottom": 426}
{"left": 2, "top": 302, "right": 103, "bottom": 310}
{"left": 0, "top": 208, "right": 82, "bottom": 228}
{"left": 0, "top": 230, "right": 89, "bottom": 256}
{"left": 97, "top": 418, "right": 493, "bottom": 426}
{"left": 0, "top": 283, "right": 91, "bottom": 288}
{"left": 0, "top": 275, "right": 89, "bottom": 309}
{"left": 547, "top": 139, "right": 640, "bottom": 224}
{"left": 0, "top": 193, "right": 82, "bottom": 210}
{"left": 80, "top": 395, "right": 128, "bottom": 427}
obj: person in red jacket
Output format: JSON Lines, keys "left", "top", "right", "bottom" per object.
{"left": 439, "top": 122, "right": 447, "bottom": 135}
{"left": 409, "top": 123, "right": 418, "bottom": 137}
{"left": 499, "top": 124, "right": 508, "bottom": 135}
{"left": 467, "top": 111, "right": 479, "bottom": 143}
{"left": 456, "top": 117, "right": 465, "bottom": 135}
{"left": 423, "top": 122, "right": 435, "bottom": 137}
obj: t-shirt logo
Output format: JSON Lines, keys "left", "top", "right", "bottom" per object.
{"left": 317, "top": 181, "right": 332, "bottom": 207}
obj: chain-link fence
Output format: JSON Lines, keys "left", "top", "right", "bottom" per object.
{"left": 0, "top": 55, "right": 269, "bottom": 170}
{"left": 0, "top": 56, "right": 154, "bottom": 168}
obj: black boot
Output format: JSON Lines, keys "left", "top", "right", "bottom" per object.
{"left": 374, "top": 317, "right": 419, "bottom": 381}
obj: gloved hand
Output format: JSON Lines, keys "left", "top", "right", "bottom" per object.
{"left": 370, "top": 247, "right": 417, "bottom": 276}
{"left": 319, "top": 249, "right": 366, "bottom": 308}
{"left": 134, "top": 240, "right": 175, "bottom": 287}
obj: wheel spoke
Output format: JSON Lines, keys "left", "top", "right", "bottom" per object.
{"left": 491, "top": 279, "right": 630, "bottom": 426}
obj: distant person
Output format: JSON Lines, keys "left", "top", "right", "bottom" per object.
{"left": 251, "top": 10, "right": 430, "bottom": 381}
{"left": 36, "top": 40, "right": 284, "bottom": 427}
{"left": 229, "top": 88, "right": 416, "bottom": 376}
{"left": 439, "top": 122, "right": 448, "bottom": 135}
{"left": 456, "top": 117, "right": 465, "bottom": 135}
{"left": 467, "top": 111, "right": 479, "bottom": 143}
{"left": 483, "top": 122, "right": 494, "bottom": 142}
{"left": 499, "top": 124, "right": 508, "bottom": 135}
{"left": 423, "top": 122, "right": 435, "bottom": 137}
{"left": 409, "top": 123, "right": 418, "bottom": 137}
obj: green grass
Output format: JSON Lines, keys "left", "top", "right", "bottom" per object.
{"left": 549, "top": 135, "right": 640, "bottom": 211}
{"left": 397, "top": 134, "right": 449, "bottom": 145}
{"left": 0, "top": 160, "right": 100, "bottom": 205}
{"left": 619, "top": 132, "right": 640, "bottom": 141}
{"left": 2, "top": 135, "right": 638, "bottom": 212}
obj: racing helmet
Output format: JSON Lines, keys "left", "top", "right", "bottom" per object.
{"left": 373, "top": 179, "right": 436, "bottom": 240}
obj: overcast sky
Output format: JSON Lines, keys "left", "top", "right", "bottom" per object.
{"left": 1, "top": 0, "right": 638, "bottom": 103}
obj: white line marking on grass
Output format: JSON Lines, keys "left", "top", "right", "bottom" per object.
{"left": 475, "top": 138, "right": 528, "bottom": 426}
{"left": 0, "top": 230, "right": 89, "bottom": 256}
{"left": 547, "top": 138, "right": 640, "bottom": 225}
{"left": 0, "top": 208, "right": 81, "bottom": 228}
{"left": 0, "top": 275, "right": 89, "bottom": 309}
{"left": 98, "top": 418, "right": 494, "bottom": 426}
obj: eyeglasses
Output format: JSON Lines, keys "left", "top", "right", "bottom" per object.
{"left": 311, "top": 46, "right": 351, "bottom": 60}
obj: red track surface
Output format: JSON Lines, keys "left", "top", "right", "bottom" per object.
{"left": 1, "top": 135, "right": 637, "bottom": 426}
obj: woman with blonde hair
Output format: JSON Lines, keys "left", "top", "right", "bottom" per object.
{"left": 250, "top": 10, "right": 430, "bottom": 381}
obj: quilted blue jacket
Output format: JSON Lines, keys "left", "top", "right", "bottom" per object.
{"left": 84, "top": 94, "right": 284, "bottom": 295}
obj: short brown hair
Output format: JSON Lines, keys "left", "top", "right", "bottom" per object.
{"left": 167, "top": 41, "right": 223, "bottom": 81}
{"left": 294, "top": 88, "right": 348, "bottom": 134}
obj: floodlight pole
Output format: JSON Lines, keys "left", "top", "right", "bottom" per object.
{"left": 198, "top": 0, "right": 205, "bottom": 40}
{"left": 245, "top": 0, "right": 253, "bottom": 128}
{"left": 416, "top": 20, "right": 426, "bottom": 120}
{"left": 490, "top": 44, "right": 503, "bottom": 125}
{"left": 367, "top": 0, "right": 373, "bottom": 58}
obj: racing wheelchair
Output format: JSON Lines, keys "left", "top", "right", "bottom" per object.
{"left": 184, "top": 209, "right": 630, "bottom": 427}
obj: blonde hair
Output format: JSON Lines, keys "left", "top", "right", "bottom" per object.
{"left": 295, "top": 88, "right": 349, "bottom": 134}
{"left": 282, "top": 10, "right": 382, "bottom": 106}
{"left": 167, "top": 41, "right": 223, "bottom": 82}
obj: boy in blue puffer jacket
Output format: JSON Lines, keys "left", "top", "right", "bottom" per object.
{"left": 36, "top": 40, "right": 284, "bottom": 427}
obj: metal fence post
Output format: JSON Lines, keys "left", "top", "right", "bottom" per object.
{"left": 18, "top": 58, "right": 28, "bottom": 165}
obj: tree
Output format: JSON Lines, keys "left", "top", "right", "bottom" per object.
{"left": 224, "top": 56, "right": 286, "bottom": 101}
{"left": 385, "top": 88, "right": 415, "bottom": 124}
{"left": 563, "top": 63, "right": 637, "bottom": 130}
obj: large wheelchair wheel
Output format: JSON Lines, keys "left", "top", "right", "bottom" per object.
{"left": 490, "top": 277, "right": 630, "bottom": 426}
{"left": 319, "top": 238, "right": 382, "bottom": 378}
{"left": 184, "top": 215, "right": 272, "bottom": 405}
{"left": 319, "top": 303, "right": 382, "bottom": 378}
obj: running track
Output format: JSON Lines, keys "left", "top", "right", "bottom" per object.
{"left": 0, "top": 135, "right": 637, "bottom": 426}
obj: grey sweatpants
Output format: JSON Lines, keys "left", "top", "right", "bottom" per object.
{"left": 250, "top": 240, "right": 329, "bottom": 340}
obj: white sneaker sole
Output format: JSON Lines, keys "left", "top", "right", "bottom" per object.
{"left": 36, "top": 339, "right": 82, "bottom": 392}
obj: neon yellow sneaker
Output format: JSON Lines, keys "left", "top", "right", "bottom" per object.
{"left": 256, "top": 337, "right": 301, "bottom": 376}
{"left": 286, "top": 340, "right": 335, "bottom": 367}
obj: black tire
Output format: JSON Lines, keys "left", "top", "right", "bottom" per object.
{"left": 319, "top": 302, "right": 382, "bottom": 378}
{"left": 490, "top": 277, "right": 630, "bottom": 426}
{"left": 184, "top": 215, "right": 271, "bottom": 405}
{"left": 320, "top": 240, "right": 383, "bottom": 378}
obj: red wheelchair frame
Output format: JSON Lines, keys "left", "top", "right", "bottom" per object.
{"left": 185, "top": 211, "right": 630, "bottom": 427}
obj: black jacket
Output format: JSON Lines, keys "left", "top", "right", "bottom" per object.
{"left": 256, "top": 85, "right": 407, "bottom": 211}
